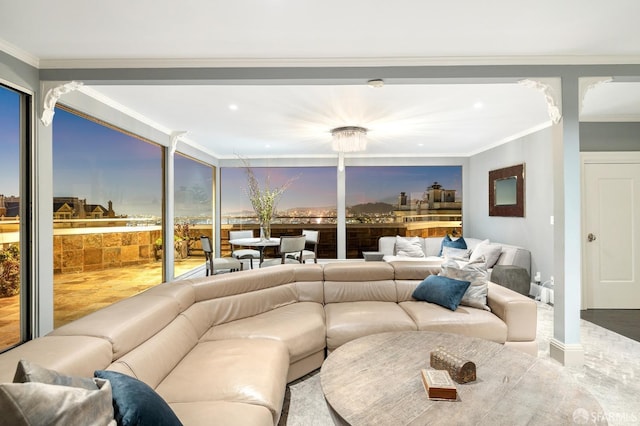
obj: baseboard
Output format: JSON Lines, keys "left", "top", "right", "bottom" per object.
{"left": 549, "top": 338, "right": 584, "bottom": 366}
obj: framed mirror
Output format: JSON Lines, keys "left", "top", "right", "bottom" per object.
{"left": 489, "top": 163, "right": 525, "bottom": 217}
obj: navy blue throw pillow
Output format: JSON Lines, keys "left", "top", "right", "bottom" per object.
{"left": 439, "top": 235, "right": 467, "bottom": 256}
{"left": 412, "top": 275, "right": 471, "bottom": 311}
{"left": 94, "top": 370, "right": 182, "bottom": 426}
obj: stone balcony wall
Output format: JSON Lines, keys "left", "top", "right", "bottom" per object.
{"left": 54, "top": 229, "right": 162, "bottom": 274}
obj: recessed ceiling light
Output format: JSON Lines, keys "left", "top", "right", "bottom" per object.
{"left": 473, "top": 101, "right": 484, "bottom": 109}
{"left": 367, "top": 79, "right": 385, "bottom": 89}
{"left": 265, "top": 144, "right": 271, "bottom": 148}
{"left": 418, "top": 143, "right": 424, "bottom": 147}
{"left": 229, "top": 104, "right": 238, "bottom": 111}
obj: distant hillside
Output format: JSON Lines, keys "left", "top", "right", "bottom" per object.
{"left": 348, "top": 202, "right": 394, "bottom": 214}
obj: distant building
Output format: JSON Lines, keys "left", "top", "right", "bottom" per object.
{"left": 423, "top": 182, "right": 457, "bottom": 208}
{"left": 53, "top": 197, "right": 116, "bottom": 220}
{"left": 0, "top": 194, "right": 20, "bottom": 218}
{"left": 394, "top": 182, "right": 461, "bottom": 219}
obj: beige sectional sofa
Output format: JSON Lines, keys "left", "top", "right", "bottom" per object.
{"left": 0, "top": 261, "right": 536, "bottom": 425}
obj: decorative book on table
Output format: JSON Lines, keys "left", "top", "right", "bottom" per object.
{"left": 421, "top": 369, "right": 457, "bottom": 400}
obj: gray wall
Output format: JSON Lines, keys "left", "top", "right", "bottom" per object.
{"left": 466, "top": 126, "right": 555, "bottom": 284}
{"left": 580, "top": 122, "right": 640, "bottom": 151}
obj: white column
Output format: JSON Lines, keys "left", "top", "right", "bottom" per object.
{"left": 33, "top": 109, "right": 54, "bottom": 336}
{"left": 337, "top": 156, "right": 346, "bottom": 259}
{"left": 551, "top": 75, "right": 584, "bottom": 366}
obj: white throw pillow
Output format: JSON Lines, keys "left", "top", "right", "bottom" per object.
{"left": 440, "top": 257, "right": 490, "bottom": 311}
{"left": 441, "top": 246, "right": 471, "bottom": 260}
{"left": 395, "top": 236, "right": 425, "bottom": 258}
{"left": 469, "top": 239, "right": 503, "bottom": 269}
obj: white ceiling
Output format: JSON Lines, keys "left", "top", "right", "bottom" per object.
{"left": 1, "top": 0, "right": 639, "bottom": 159}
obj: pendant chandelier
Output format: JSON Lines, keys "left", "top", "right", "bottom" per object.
{"left": 331, "top": 126, "right": 367, "bottom": 152}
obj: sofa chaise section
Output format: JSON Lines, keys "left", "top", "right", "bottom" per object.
{"left": 187, "top": 264, "right": 326, "bottom": 382}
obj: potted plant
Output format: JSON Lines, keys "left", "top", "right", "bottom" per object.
{"left": 243, "top": 159, "right": 297, "bottom": 240}
{"left": 0, "top": 244, "right": 20, "bottom": 297}
{"left": 153, "top": 235, "right": 184, "bottom": 261}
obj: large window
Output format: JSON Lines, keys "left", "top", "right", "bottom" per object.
{"left": 221, "top": 166, "right": 337, "bottom": 257}
{"left": 0, "top": 84, "right": 27, "bottom": 350}
{"left": 345, "top": 166, "right": 463, "bottom": 257}
{"left": 52, "top": 107, "right": 163, "bottom": 327}
{"left": 174, "top": 153, "right": 214, "bottom": 276}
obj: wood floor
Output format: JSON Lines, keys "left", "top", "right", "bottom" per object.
{"left": 581, "top": 309, "right": 640, "bottom": 343}
{"left": 0, "top": 257, "right": 204, "bottom": 348}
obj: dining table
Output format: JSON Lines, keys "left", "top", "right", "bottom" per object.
{"left": 228, "top": 237, "right": 280, "bottom": 266}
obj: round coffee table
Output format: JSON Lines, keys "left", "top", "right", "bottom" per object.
{"left": 320, "top": 331, "right": 606, "bottom": 425}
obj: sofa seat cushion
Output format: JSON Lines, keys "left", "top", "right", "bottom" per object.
{"left": 200, "top": 302, "right": 326, "bottom": 363}
{"left": 324, "top": 301, "right": 417, "bottom": 351}
{"left": 155, "top": 338, "right": 289, "bottom": 424}
{"left": 169, "top": 401, "right": 274, "bottom": 426}
{"left": 399, "top": 301, "right": 508, "bottom": 343}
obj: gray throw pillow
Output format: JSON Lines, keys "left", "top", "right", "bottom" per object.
{"left": 13, "top": 359, "right": 98, "bottom": 390}
{"left": 0, "top": 379, "right": 116, "bottom": 426}
{"left": 440, "top": 257, "right": 491, "bottom": 311}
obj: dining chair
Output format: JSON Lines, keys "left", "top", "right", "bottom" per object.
{"left": 200, "top": 235, "right": 242, "bottom": 275}
{"left": 261, "top": 235, "right": 306, "bottom": 267}
{"left": 228, "top": 230, "right": 261, "bottom": 269}
{"left": 294, "top": 229, "right": 319, "bottom": 263}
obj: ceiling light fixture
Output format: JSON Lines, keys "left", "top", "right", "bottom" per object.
{"left": 331, "top": 126, "right": 368, "bottom": 172}
{"left": 331, "top": 126, "right": 368, "bottom": 153}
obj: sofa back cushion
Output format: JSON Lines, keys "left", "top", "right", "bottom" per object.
{"left": 196, "top": 284, "right": 304, "bottom": 327}
{"left": 190, "top": 264, "right": 323, "bottom": 302}
{"left": 141, "top": 281, "right": 196, "bottom": 312}
{"left": 0, "top": 336, "right": 113, "bottom": 383}
{"left": 106, "top": 315, "right": 198, "bottom": 389}
{"left": 324, "top": 280, "right": 397, "bottom": 303}
{"left": 323, "top": 262, "right": 394, "bottom": 281}
{"left": 49, "top": 295, "right": 182, "bottom": 361}
{"left": 323, "top": 262, "right": 397, "bottom": 303}
{"left": 391, "top": 261, "right": 442, "bottom": 280}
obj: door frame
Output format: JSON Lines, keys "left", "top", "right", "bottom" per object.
{"left": 580, "top": 151, "right": 640, "bottom": 309}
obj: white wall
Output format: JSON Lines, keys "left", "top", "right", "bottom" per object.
{"left": 466, "top": 126, "right": 555, "bottom": 284}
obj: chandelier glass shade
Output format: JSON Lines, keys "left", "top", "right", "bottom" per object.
{"left": 331, "top": 126, "right": 367, "bottom": 152}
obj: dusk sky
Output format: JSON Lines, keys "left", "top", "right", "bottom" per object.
{"left": 346, "top": 165, "right": 462, "bottom": 205}
{"left": 53, "top": 108, "right": 163, "bottom": 217}
{"left": 221, "top": 167, "right": 337, "bottom": 213}
{"left": 0, "top": 86, "right": 20, "bottom": 197}
{"left": 221, "top": 165, "right": 462, "bottom": 215}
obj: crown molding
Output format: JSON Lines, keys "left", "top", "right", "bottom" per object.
{"left": 0, "top": 38, "right": 39, "bottom": 68}
{"left": 580, "top": 114, "right": 640, "bottom": 122}
{"left": 39, "top": 55, "right": 640, "bottom": 70}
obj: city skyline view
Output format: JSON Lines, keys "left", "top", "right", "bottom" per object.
{"left": 221, "top": 165, "right": 462, "bottom": 218}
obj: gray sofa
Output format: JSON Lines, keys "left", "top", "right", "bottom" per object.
{"left": 0, "top": 262, "right": 537, "bottom": 425}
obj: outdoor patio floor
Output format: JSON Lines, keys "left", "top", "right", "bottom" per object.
{"left": 0, "top": 257, "right": 205, "bottom": 348}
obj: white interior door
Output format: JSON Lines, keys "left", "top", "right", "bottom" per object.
{"left": 583, "top": 159, "right": 640, "bottom": 308}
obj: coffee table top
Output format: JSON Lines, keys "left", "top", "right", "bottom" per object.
{"left": 320, "top": 331, "right": 605, "bottom": 426}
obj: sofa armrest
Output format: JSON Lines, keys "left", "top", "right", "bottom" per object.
{"left": 487, "top": 282, "right": 536, "bottom": 342}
